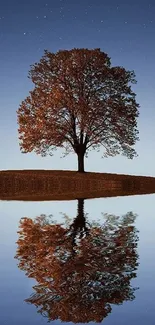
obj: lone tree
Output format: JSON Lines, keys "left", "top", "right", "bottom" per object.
{"left": 17, "top": 48, "right": 140, "bottom": 172}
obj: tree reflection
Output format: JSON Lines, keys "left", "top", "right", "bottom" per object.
{"left": 15, "top": 199, "right": 139, "bottom": 323}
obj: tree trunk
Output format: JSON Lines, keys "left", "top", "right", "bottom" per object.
{"left": 77, "top": 152, "right": 85, "bottom": 172}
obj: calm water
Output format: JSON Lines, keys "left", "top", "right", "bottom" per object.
{"left": 0, "top": 193, "right": 155, "bottom": 325}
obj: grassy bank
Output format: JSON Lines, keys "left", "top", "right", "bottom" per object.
{"left": 0, "top": 169, "right": 155, "bottom": 201}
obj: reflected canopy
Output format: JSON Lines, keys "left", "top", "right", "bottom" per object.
{"left": 15, "top": 199, "right": 139, "bottom": 323}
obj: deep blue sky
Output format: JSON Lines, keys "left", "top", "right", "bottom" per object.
{"left": 0, "top": 0, "right": 155, "bottom": 175}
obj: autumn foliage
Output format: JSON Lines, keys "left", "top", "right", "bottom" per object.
{"left": 15, "top": 200, "right": 139, "bottom": 323}
{"left": 17, "top": 48, "right": 139, "bottom": 172}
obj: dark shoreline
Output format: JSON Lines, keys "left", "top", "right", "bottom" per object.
{"left": 0, "top": 169, "right": 155, "bottom": 201}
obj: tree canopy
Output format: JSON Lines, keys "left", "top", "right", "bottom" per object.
{"left": 17, "top": 48, "right": 140, "bottom": 171}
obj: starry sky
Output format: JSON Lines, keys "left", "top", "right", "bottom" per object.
{"left": 0, "top": 0, "right": 155, "bottom": 175}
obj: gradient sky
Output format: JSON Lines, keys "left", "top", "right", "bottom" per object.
{"left": 0, "top": 0, "right": 155, "bottom": 175}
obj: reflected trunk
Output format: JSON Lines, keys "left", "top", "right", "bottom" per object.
{"left": 69, "top": 198, "right": 89, "bottom": 246}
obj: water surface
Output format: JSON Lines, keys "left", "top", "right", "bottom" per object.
{"left": 0, "top": 194, "right": 155, "bottom": 324}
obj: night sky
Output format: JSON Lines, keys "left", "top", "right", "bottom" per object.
{"left": 0, "top": 0, "right": 155, "bottom": 175}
